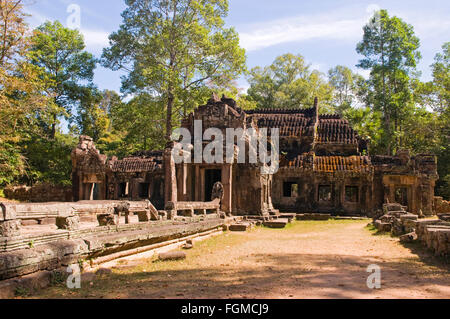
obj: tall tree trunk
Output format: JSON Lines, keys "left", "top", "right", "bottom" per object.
{"left": 166, "top": 89, "right": 174, "bottom": 144}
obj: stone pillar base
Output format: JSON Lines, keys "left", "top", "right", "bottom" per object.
{"left": 137, "top": 210, "right": 159, "bottom": 222}
{"left": 0, "top": 220, "right": 21, "bottom": 237}
{"left": 167, "top": 210, "right": 177, "bottom": 220}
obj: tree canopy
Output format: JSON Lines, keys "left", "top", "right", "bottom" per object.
{"left": 247, "top": 53, "right": 334, "bottom": 112}
{"left": 0, "top": 3, "right": 448, "bottom": 199}
{"left": 101, "top": 0, "right": 247, "bottom": 141}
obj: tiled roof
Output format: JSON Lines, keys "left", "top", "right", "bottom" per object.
{"left": 111, "top": 156, "right": 163, "bottom": 173}
{"left": 246, "top": 107, "right": 316, "bottom": 117}
{"left": 247, "top": 108, "right": 316, "bottom": 138}
{"left": 286, "top": 155, "right": 372, "bottom": 173}
{"left": 251, "top": 114, "right": 314, "bottom": 137}
{"left": 316, "top": 119, "right": 359, "bottom": 144}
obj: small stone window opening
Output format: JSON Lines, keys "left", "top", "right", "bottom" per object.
{"left": 345, "top": 186, "right": 359, "bottom": 203}
{"left": 283, "top": 182, "right": 298, "bottom": 198}
{"left": 318, "top": 185, "right": 332, "bottom": 202}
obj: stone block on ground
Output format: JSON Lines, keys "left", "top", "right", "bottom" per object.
{"left": 400, "top": 214, "right": 418, "bottom": 222}
{"left": 0, "top": 220, "right": 21, "bottom": 237}
{"left": 400, "top": 232, "right": 418, "bottom": 243}
{"left": 56, "top": 216, "right": 80, "bottom": 231}
{"left": 264, "top": 218, "right": 288, "bottom": 229}
{"left": 374, "top": 220, "right": 391, "bottom": 232}
{"left": 97, "top": 214, "right": 117, "bottom": 226}
{"left": 158, "top": 251, "right": 186, "bottom": 261}
{"left": 182, "top": 243, "right": 193, "bottom": 250}
{"left": 229, "top": 223, "right": 251, "bottom": 232}
{"left": 136, "top": 210, "right": 159, "bottom": 222}
{"left": 279, "top": 213, "right": 295, "bottom": 222}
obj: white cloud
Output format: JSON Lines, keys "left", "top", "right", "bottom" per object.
{"left": 237, "top": 5, "right": 377, "bottom": 52}
{"left": 238, "top": 3, "right": 450, "bottom": 52}
{"left": 239, "top": 17, "right": 364, "bottom": 52}
{"left": 81, "top": 29, "right": 110, "bottom": 51}
{"left": 353, "top": 68, "right": 371, "bottom": 79}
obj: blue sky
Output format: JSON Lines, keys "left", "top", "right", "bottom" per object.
{"left": 24, "top": 0, "right": 450, "bottom": 95}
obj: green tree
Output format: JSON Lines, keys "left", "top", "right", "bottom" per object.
{"left": 356, "top": 9, "right": 421, "bottom": 155}
{"left": 102, "top": 0, "right": 247, "bottom": 142}
{"left": 102, "top": 93, "right": 166, "bottom": 156}
{"left": 328, "top": 65, "right": 365, "bottom": 115}
{"left": 29, "top": 20, "right": 97, "bottom": 139}
{"left": 430, "top": 42, "right": 449, "bottom": 112}
{"left": 0, "top": 0, "right": 50, "bottom": 186}
{"left": 71, "top": 88, "right": 116, "bottom": 142}
{"left": 247, "top": 53, "right": 334, "bottom": 112}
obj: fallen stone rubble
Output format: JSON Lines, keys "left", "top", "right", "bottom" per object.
{"left": 373, "top": 203, "right": 450, "bottom": 256}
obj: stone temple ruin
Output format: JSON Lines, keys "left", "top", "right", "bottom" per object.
{"left": 72, "top": 96, "right": 438, "bottom": 217}
{"left": 0, "top": 96, "right": 447, "bottom": 296}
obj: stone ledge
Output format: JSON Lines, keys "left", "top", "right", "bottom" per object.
{"left": 0, "top": 218, "right": 224, "bottom": 281}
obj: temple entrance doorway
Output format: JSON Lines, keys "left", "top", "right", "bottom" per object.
{"left": 395, "top": 187, "right": 408, "bottom": 207}
{"left": 205, "top": 169, "right": 221, "bottom": 201}
{"left": 89, "top": 183, "right": 100, "bottom": 200}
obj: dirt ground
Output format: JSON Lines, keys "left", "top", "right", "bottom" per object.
{"left": 29, "top": 220, "right": 450, "bottom": 299}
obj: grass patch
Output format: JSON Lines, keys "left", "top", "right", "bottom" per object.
{"left": 15, "top": 286, "right": 31, "bottom": 297}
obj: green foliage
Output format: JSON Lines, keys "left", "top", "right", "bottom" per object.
{"left": 356, "top": 9, "right": 422, "bottom": 155}
{"left": 71, "top": 88, "right": 114, "bottom": 142}
{"left": 0, "top": 139, "right": 26, "bottom": 187}
{"left": 102, "top": 0, "right": 247, "bottom": 140}
{"left": 430, "top": 42, "right": 450, "bottom": 112}
{"left": 50, "top": 270, "right": 66, "bottom": 286}
{"left": 98, "top": 93, "right": 166, "bottom": 156}
{"left": 29, "top": 20, "right": 97, "bottom": 139}
{"left": 21, "top": 133, "right": 77, "bottom": 186}
{"left": 247, "top": 53, "right": 334, "bottom": 111}
{"left": 343, "top": 107, "right": 384, "bottom": 152}
{"left": 328, "top": 65, "right": 365, "bottom": 116}
{"left": 356, "top": 10, "right": 421, "bottom": 154}
{"left": 14, "top": 286, "right": 30, "bottom": 297}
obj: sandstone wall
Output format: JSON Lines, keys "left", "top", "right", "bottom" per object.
{"left": 4, "top": 184, "right": 73, "bottom": 203}
{"left": 434, "top": 196, "right": 450, "bottom": 215}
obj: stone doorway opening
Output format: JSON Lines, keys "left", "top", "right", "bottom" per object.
{"left": 395, "top": 187, "right": 408, "bottom": 207}
{"left": 205, "top": 169, "right": 221, "bottom": 201}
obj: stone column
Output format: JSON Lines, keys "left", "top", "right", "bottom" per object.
{"left": 177, "top": 164, "right": 188, "bottom": 201}
{"left": 195, "top": 165, "right": 201, "bottom": 201}
{"left": 164, "top": 143, "right": 178, "bottom": 206}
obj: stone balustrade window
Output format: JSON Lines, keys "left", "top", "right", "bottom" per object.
{"left": 345, "top": 186, "right": 359, "bottom": 203}
{"left": 318, "top": 185, "right": 332, "bottom": 202}
{"left": 283, "top": 182, "right": 298, "bottom": 198}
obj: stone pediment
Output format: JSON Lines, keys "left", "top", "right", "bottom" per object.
{"left": 183, "top": 95, "right": 246, "bottom": 132}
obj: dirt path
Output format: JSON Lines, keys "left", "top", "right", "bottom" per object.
{"left": 32, "top": 220, "right": 450, "bottom": 299}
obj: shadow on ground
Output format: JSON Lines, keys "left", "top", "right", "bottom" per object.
{"left": 37, "top": 252, "right": 450, "bottom": 299}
